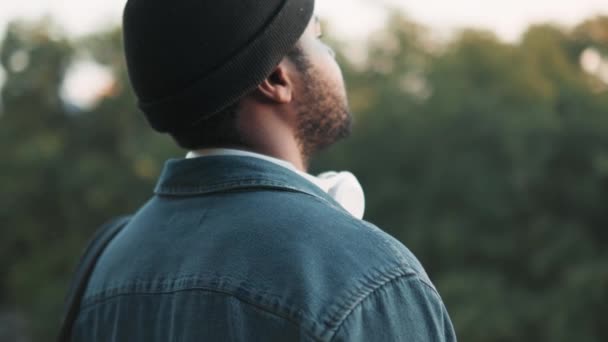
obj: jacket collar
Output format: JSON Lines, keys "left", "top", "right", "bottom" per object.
{"left": 154, "top": 155, "right": 349, "bottom": 214}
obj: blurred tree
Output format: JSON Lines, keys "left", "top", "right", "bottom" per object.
{"left": 315, "top": 14, "right": 608, "bottom": 342}
{"left": 0, "top": 20, "right": 179, "bottom": 340}
{"left": 0, "top": 19, "right": 74, "bottom": 340}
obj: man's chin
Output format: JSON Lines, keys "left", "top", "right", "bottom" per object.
{"left": 315, "top": 114, "right": 353, "bottom": 152}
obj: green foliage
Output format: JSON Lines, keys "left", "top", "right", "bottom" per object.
{"left": 314, "top": 15, "right": 608, "bottom": 342}
{"left": 0, "top": 20, "right": 180, "bottom": 341}
{"left": 2, "top": 13, "right": 608, "bottom": 341}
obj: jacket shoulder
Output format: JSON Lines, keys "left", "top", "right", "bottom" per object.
{"left": 237, "top": 190, "right": 436, "bottom": 339}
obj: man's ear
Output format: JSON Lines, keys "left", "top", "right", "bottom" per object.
{"left": 256, "top": 59, "right": 294, "bottom": 104}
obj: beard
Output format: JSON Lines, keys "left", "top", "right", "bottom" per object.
{"left": 294, "top": 65, "right": 353, "bottom": 162}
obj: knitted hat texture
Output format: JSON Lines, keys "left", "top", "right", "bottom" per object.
{"left": 123, "top": 0, "right": 315, "bottom": 133}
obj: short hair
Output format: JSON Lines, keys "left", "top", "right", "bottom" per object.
{"left": 171, "top": 44, "right": 308, "bottom": 150}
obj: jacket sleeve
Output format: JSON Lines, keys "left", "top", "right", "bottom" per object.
{"left": 329, "top": 275, "right": 457, "bottom": 342}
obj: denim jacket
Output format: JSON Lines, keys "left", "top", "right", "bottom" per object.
{"left": 74, "top": 156, "right": 456, "bottom": 341}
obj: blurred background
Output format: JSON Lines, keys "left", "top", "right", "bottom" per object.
{"left": 1, "top": 0, "right": 608, "bottom": 341}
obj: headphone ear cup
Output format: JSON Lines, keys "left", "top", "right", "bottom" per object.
{"left": 316, "top": 171, "right": 365, "bottom": 219}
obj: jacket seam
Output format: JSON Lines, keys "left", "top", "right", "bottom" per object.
{"left": 155, "top": 178, "right": 322, "bottom": 198}
{"left": 159, "top": 183, "right": 311, "bottom": 197}
{"left": 157, "top": 183, "right": 350, "bottom": 219}
{"left": 79, "top": 286, "right": 324, "bottom": 342}
{"left": 326, "top": 272, "right": 424, "bottom": 342}
{"left": 155, "top": 178, "right": 296, "bottom": 193}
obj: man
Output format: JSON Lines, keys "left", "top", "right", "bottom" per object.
{"left": 69, "top": 0, "right": 456, "bottom": 340}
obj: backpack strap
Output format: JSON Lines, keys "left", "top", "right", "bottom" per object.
{"left": 57, "top": 215, "right": 131, "bottom": 342}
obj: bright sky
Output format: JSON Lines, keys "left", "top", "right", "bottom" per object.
{"left": 0, "top": 0, "right": 606, "bottom": 108}
{"left": 0, "top": 0, "right": 606, "bottom": 42}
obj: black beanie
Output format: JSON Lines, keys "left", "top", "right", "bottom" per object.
{"left": 123, "top": 0, "right": 315, "bottom": 133}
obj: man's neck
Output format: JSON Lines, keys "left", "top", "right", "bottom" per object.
{"left": 235, "top": 106, "right": 308, "bottom": 171}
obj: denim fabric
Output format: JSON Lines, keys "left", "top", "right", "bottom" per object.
{"left": 74, "top": 156, "right": 456, "bottom": 341}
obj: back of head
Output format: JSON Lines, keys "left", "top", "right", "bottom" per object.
{"left": 122, "top": 0, "right": 315, "bottom": 145}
